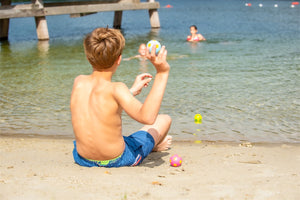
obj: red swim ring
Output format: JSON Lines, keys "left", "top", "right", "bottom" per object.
{"left": 291, "top": 2, "right": 299, "bottom": 5}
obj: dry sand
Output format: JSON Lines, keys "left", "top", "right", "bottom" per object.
{"left": 0, "top": 136, "right": 299, "bottom": 200}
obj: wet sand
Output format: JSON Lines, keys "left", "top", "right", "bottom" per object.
{"left": 0, "top": 136, "right": 299, "bottom": 200}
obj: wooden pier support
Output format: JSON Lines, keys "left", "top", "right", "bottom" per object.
{"left": 113, "top": 11, "right": 123, "bottom": 29}
{"left": 35, "top": 16, "right": 49, "bottom": 40}
{"left": 148, "top": 0, "right": 160, "bottom": 28}
{"left": 0, "top": 0, "right": 11, "bottom": 40}
{"left": 0, "top": 0, "right": 161, "bottom": 40}
{"left": 0, "top": 17, "right": 9, "bottom": 40}
{"left": 33, "top": 0, "right": 49, "bottom": 40}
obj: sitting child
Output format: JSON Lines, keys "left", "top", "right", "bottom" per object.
{"left": 71, "top": 27, "right": 172, "bottom": 168}
{"left": 187, "top": 25, "right": 206, "bottom": 42}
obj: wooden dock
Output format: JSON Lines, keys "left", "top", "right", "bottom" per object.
{"left": 0, "top": 0, "right": 160, "bottom": 40}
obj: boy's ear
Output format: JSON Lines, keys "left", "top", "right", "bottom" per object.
{"left": 117, "top": 55, "right": 122, "bottom": 65}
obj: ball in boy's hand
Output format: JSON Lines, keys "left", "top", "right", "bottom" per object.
{"left": 147, "top": 40, "right": 161, "bottom": 55}
{"left": 170, "top": 154, "right": 182, "bottom": 167}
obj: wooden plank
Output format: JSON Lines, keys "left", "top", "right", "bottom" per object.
{"left": 70, "top": 12, "right": 96, "bottom": 18}
{"left": 45, "top": 2, "right": 160, "bottom": 15}
{"left": 44, "top": 0, "right": 123, "bottom": 5}
{"left": 0, "top": 2, "right": 159, "bottom": 19}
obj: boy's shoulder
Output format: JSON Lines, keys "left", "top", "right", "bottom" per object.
{"left": 74, "top": 74, "right": 89, "bottom": 81}
{"left": 112, "top": 81, "right": 128, "bottom": 91}
{"left": 73, "top": 75, "right": 89, "bottom": 86}
{"left": 111, "top": 81, "right": 130, "bottom": 99}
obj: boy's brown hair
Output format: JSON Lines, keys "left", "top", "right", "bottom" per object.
{"left": 83, "top": 27, "right": 125, "bottom": 70}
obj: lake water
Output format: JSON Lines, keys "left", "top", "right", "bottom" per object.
{"left": 0, "top": 0, "right": 299, "bottom": 143}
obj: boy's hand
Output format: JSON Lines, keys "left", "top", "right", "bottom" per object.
{"left": 129, "top": 73, "right": 153, "bottom": 96}
{"left": 146, "top": 45, "right": 170, "bottom": 73}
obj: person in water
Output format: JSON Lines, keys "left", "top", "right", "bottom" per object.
{"left": 187, "top": 25, "right": 206, "bottom": 42}
{"left": 71, "top": 27, "right": 172, "bottom": 168}
{"left": 135, "top": 43, "right": 147, "bottom": 60}
{"left": 123, "top": 43, "right": 147, "bottom": 61}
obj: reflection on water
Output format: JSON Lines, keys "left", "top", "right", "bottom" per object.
{"left": 37, "top": 41, "right": 50, "bottom": 57}
{"left": 0, "top": 0, "right": 299, "bottom": 142}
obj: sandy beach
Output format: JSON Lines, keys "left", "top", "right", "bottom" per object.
{"left": 0, "top": 136, "right": 299, "bottom": 200}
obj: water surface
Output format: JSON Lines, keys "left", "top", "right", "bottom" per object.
{"left": 1, "top": 0, "right": 299, "bottom": 142}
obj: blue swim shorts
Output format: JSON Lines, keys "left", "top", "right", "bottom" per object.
{"left": 72, "top": 130, "right": 155, "bottom": 168}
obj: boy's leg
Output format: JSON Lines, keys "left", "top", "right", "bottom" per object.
{"left": 139, "top": 114, "right": 172, "bottom": 151}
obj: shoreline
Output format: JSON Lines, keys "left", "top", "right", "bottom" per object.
{"left": 1, "top": 136, "right": 299, "bottom": 199}
{"left": 1, "top": 133, "right": 299, "bottom": 145}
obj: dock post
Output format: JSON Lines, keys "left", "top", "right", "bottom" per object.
{"left": 113, "top": 11, "right": 123, "bottom": 29}
{"left": 35, "top": 16, "right": 49, "bottom": 40}
{"left": 33, "top": 0, "right": 49, "bottom": 40}
{"left": 147, "top": 0, "right": 160, "bottom": 28}
{"left": 0, "top": 0, "right": 11, "bottom": 40}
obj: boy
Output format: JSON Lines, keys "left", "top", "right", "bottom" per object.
{"left": 71, "top": 27, "right": 172, "bottom": 167}
{"left": 136, "top": 43, "right": 147, "bottom": 60}
{"left": 123, "top": 43, "right": 147, "bottom": 61}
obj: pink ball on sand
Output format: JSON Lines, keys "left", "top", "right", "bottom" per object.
{"left": 170, "top": 154, "right": 182, "bottom": 167}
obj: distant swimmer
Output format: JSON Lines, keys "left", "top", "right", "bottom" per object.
{"left": 187, "top": 25, "right": 206, "bottom": 42}
{"left": 123, "top": 43, "right": 147, "bottom": 61}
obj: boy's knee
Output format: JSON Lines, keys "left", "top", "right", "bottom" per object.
{"left": 158, "top": 114, "right": 172, "bottom": 126}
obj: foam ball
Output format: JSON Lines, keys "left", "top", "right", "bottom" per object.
{"left": 194, "top": 114, "right": 202, "bottom": 124}
{"left": 170, "top": 154, "right": 182, "bottom": 167}
{"left": 147, "top": 40, "right": 161, "bottom": 55}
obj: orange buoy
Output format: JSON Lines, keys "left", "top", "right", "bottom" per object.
{"left": 291, "top": 2, "right": 299, "bottom": 5}
{"left": 165, "top": 4, "right": 173, "bottom": 8}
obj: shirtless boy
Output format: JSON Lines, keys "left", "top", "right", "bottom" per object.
{"left": 71, "top": 27, "right": 172, "bottom": 167}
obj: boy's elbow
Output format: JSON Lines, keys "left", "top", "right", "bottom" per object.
{"left": 141, "top": 115, "right": 157, "bottom": 125}
{"left": 141, "top": 114, "right": 172, "bottom": 126}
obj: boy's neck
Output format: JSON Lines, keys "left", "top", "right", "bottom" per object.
{"left": 91, "top": 56, "right": 121, "bottom": 81}
{"left": 92, "top": 70, "right": 113, "bottom": 81}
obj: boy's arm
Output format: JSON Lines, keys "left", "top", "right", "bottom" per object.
{"left": 129, "top": 73, "right": 152, "bottom": 96}
{"left": 114, "top": 46, "right": 170, "bottom": 124}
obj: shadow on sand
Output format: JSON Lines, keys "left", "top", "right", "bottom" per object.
{"left": 140, "top": 151, "right": 170, "bottom": 168}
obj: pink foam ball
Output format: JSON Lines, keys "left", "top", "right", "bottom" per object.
{"left": 170, "top": 154, "right": 182, "bottom": 167}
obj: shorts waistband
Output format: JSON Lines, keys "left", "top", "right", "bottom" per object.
{"left": 85, "top": 153, "right": 123, "bottom": 166}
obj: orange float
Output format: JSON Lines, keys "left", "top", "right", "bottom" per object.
{"left": 291, "top": 2, "right": 299, "bottom": 5}
{"left": 165, "top": 4, "right": 173, "bottom": 8}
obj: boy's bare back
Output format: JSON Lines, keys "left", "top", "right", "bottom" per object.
{"left": 71, "top": 72, "right": 125, "bottom": 161}
{"left": 71, "top": 27, "right": 171, "bottom": 165}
